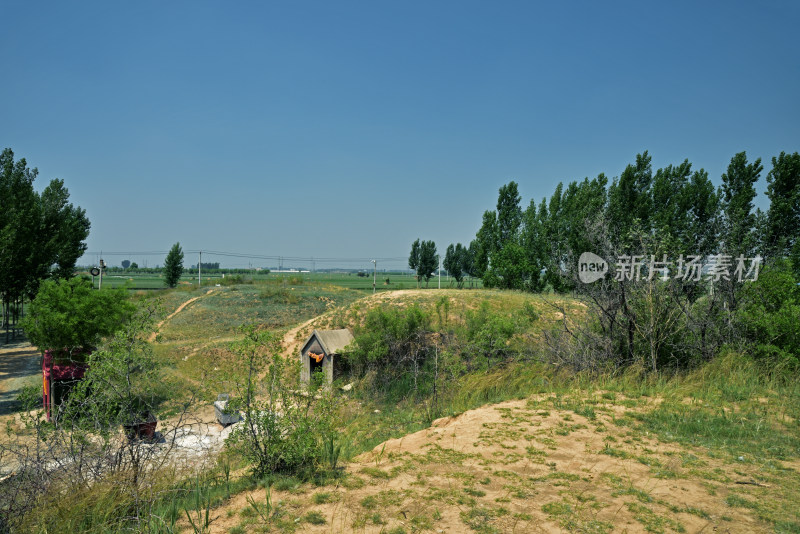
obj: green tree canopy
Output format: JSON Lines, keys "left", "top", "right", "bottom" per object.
{"left": 765, "top": 151, "right": 800, "bottom": 274}
{"left": 1, "top": 148, "right": 90, "bottom": 340}
{"left": 683, "top": 169, "right": 721, "bottom": 257}
{"left": 471, "top": 211, "right": 496, "bottom": 278}
{"left": 496, "top": 181, "right": 523, "bottom": 246}
{"left": 21, "top": 277, "right": 135, "bottom": 354}
{"left": 163, "top": 242, "right": 184, "bottom": 288}
{"left": 417, "top": 240, "right": 438, "bottom": 287}
{"left": 721, "top": 151, "right": 762, "bottom": 258}
{"left": 409, "top": 239, "right": 420, "bottom": 272}
{"left": 443, "top": 243, "right": 468, "bottom": 288}
{"left": 606, "top": 151, "right": 653, "bottom": 250}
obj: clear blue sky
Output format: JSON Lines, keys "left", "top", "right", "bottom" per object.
{"left": 2, "top": 1, "right": 798, "bottom": 270}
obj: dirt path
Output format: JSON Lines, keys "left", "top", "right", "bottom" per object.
{"left": 149, "top": 288, "right": 217, "bottom": 342}
{"left": 281, "top": 316, "right": 320, "bottom": 357}
{"left": 278, "top": 290, "right": 428, "bottom": 356}
{"left": 0, "top": 340, "right": 40, "bottom": 416}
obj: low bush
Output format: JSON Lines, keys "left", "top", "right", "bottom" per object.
{"left": 225, "top": 327, "right": 339, "bottom": 479}
{"left": 736, "top": 260, "right": 800, "bottom": 368}
{"left": 345, "top": 305, "right": 433, "bottom": 397}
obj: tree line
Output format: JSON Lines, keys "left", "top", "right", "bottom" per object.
{"left": 412, "top": 150, "right": 799, "bottom": 370}
{"left": 426, "top": 150, "right": 799, "bottom": 291}
{"left": 1, "top": 148, "right": 90, "bottom": 340}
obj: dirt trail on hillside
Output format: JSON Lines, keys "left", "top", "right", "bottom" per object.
{"left": 281, "top": 317, "right": 319, "bottom": 357}
{"left": 279, "top": 290, "right": 406, "bottom": 356}
{"left": 149, "top": 288, "right": 217, "bottom": 342}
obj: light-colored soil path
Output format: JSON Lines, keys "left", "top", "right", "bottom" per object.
{"left": 279, "top": 290, "right": 429, "bottom": 357}
{"left": 0, "top": 340, "right": 41, "bottom": 416}
{"left": 281, "top": 316, "right": 320, "bottom": 358}
{"left": 149, "top": 288, "right": 218, "bottom": 342}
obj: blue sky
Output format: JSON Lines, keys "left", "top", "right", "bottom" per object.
{"left": 2, "top": 1, "right": 798, "bottom": 270}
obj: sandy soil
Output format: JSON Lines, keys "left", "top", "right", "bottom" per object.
{"left": 207, "top": 393, "right": 770, "bottom": 533}
{"left": 0, "top": 340, "right": 40, "bottom": 417}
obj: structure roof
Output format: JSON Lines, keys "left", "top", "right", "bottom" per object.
{"left": 301, "top": 329, "right": 354, "bottom": 355}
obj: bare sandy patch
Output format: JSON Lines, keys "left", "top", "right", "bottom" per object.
{"left": 207, "top": 393, "right": 770, "bottom": 533}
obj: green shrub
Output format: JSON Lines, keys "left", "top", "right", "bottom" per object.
{"left": 225, "top": 327, "right": 339, "bottom": 478}
{"left": 259, "top": 285, "right": 300, "bottom": 304}
{"left": 345, "top": 305, "right": 432, "bottom": 396}
{"left": 22, "top": 277, "right": 136, "bottom": 353}
{"left": 304, "top": 511, "right": 326, "bottom": 525}
{"left": 312, "top": 492, "right": 334, "bottom": 504}
{"left": 736, "top": 260, "right": 800, "bottom": 368}
{"left": 464, "top": 301, "right": 518, "bottom": 369}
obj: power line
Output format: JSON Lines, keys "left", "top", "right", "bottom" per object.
{"left": 82, "top": 249, "right": 406, "bottom": 265}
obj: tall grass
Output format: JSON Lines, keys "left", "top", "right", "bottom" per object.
{"left": 14, "top": 462, "right": 259, "bottom": 533}
{"left": 340, "top": 350, "right": 800, "bottom": 461}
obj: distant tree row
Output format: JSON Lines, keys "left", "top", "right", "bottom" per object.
{"left": 440, "top": 151, "right": 799, "bottom": 291}
{"left": 1, "top": 149, "right": 90, "bottom": 337}
{"left": 194, "top": 262, "right": 220, "bottom": 270}
{"left": 91, "top": 265, "right": 272, "bottom": 276}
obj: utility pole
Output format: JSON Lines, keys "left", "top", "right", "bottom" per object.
{"left": 198, "top": 250, "right": 202, "bottom": 286}
{"left": 371, "top": 260, "right": 376, "bottom": 294}
{"left": 438, "top": 255, "right": 441, "bottom": 289}
{"left": 99, "top": 258, "right": 105, "bottom": 289}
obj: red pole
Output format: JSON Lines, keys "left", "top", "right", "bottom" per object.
{"left": 42, "top": 350, "right": 52, "bottom": 421}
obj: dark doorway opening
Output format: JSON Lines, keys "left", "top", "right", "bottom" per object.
{"left": 310, "top": 354, "right": 323, "bottom": 381}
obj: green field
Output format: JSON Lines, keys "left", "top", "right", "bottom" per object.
{"left": 87, "top": 270, "right": 483, "bottom": 291}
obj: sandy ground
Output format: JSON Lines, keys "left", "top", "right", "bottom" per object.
{"left": 205, "top": 392, "right": 771, "bottom": 533}
{"left": 0, "top": 340, "right": 40, "bottom": 417}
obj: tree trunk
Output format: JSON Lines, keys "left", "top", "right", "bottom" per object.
{"left": 4, "top": 297, "right": 9, "bottom": 343}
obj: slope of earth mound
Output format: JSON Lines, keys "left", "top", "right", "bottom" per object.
{"left": 211, "top": 391, "right": 787, "bottom": 533}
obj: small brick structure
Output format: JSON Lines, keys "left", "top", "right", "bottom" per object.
{"left": 42, "top": 349, "right": 89, "bottom": 422}
{"left": 299, "top": 329, "right": 354, "bottom": 387}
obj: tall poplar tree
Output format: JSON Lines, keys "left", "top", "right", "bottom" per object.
{"left": 720, "top": 151, "right": 762, "bottom": 258}
{"left": 1, "top": 148, "right": 90, "bottom": 339}
{"left": 163, "top": 242, "right": 184, "bottom": 288}
{"left": 765, "top": 151, "right": 800, "bottom": 273}
{"left": 418, "top": 240, "right": 438, "bottom": 287}
{"left": 606, "top": 151, "right": 653, "bottom": 250}
{"left": 409, "top": 239, "right": 421, "bottom": 287}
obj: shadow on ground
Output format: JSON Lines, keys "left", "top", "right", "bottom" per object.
{"left": 0, "top": 339, "right": 41, "bottom": 416}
